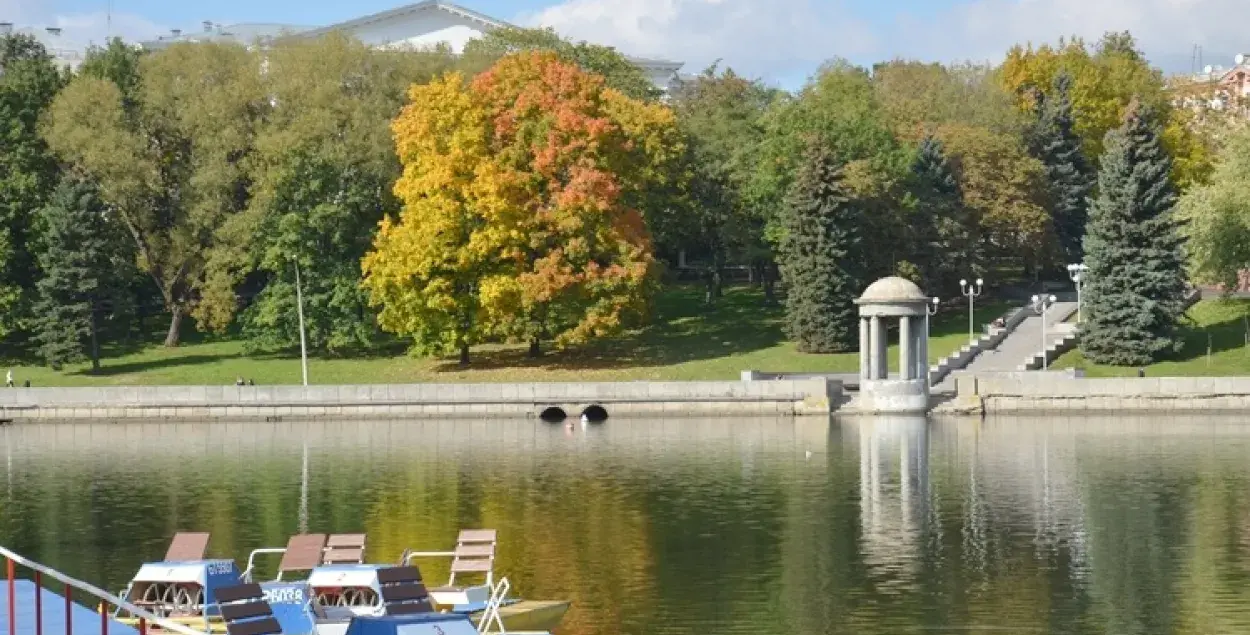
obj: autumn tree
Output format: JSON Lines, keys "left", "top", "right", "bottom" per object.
{"left": 364, "top": 52, "right": 666, "bottom": 362}
{"left": 999, "top": 31, "right": 1211, "bottom": 188}
{"left": 778, "top": 139, "right": 860, "bottom": 353}
{"left": 0, "top": 33, "right": 64, "bottom": 340}
{"left": 1034, "top": 71, "right": 1095, "bottom": 263}
{"left": 468, "top": 52, "right": 663, "bottom": 356}
{"left": 45, "top": 41, "right": 266, "bottom": 346}
{"left": 938, "top": 124, "right": 1051, "bottom": 277}
{"left": 1081, "top": 103, "right": 1187, "bottom": 365}
{"left": 461, "top": 27, "right": 660, "bottom": 102}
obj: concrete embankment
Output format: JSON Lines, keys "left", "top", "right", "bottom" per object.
{"left": 0, "top": 379, "right": 840, "bottom": 421}
{"left": 938, "top": 373, "right": 1250, "bottom": 414}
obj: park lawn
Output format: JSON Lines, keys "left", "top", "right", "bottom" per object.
{"left": 1051, "top": 298, "right": 1250, "bottom": 377}
{"left": 0, "top": 286, "right": 1016, "bottom": 386}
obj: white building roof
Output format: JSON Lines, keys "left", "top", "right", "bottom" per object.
{"left": 137, "top": 1, "right": 683, "bottom": 81}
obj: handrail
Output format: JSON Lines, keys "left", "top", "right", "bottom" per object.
{"left": 0, "top": 545, "right": 210, "bottom": 635}
{"left": 242, "top": 547, "right": 287, "bottom": 582}
{"left": 475, "top": 577, "right": 510, "bottom": 634}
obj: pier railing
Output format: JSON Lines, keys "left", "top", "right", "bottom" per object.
{"left": 0, "top": 545, "right": 209, "bottom": 635}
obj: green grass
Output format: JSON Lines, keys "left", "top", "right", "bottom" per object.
{"left": 0, "top": 286, "right": 1015, "bottom": 386}
{"left": 1052, "top": 298, "right": 1250, "bottom": 377}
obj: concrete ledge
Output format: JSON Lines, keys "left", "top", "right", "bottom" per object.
{"left": 956, "top": 374, "right": 1250, "bottom": 413}
{"left": 0, "top": 379, "right": 839, "bottom": 421}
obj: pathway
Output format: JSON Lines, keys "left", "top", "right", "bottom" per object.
{"left": 958, "top": 301, "right": 1078, "bottom": 374}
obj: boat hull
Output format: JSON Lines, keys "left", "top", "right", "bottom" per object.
{"left": 470, "top": 600, "right": 570, "bottom": 632}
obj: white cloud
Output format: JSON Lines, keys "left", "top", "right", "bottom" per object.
{"left": 522, "top": 0, "right": 1248, "bottom": 85}
{"left": 0, "top": 0, "right": 167, "bottom": 55}
{"left": 518, "top": 0, "right": 879, "bottom": 83}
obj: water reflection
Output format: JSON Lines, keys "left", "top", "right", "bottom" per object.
{"left": 4, "top": 416, "right": 1250, "bottom": 634}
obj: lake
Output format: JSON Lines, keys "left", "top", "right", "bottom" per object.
{"left": 2, "top": 415, "right": 1250, "bottom": 635}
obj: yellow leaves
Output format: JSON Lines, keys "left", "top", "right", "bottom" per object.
{"left": 363, "top": 52, "right": 670, "bottom": 356}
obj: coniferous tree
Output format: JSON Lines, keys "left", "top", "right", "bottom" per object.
{"left": 1080, "top": 101, "right": 1187, "bottom": 366}
{"left": 33, "top": 178, "right": 128, "bottom": 371}
{"left": 910, "top": 134, "right": 968, "bottom": 290}
{"left": 779, "top": 138, "right": 860, "bottom": 353}
{"left": 1035, "top": 71, "right": 1095, "bottom": 263}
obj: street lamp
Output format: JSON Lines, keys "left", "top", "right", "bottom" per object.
{"left": 1032, "top": 294, "right": 1057, "bottom": 370}
{"left": 294, "top": 260, "right": 309, "bottom": 387}
{"left": 1067, "top": 263, "right": 1088, "bottom": 323}
{"left": 960, "top": 278, "right": 984, "bottom": 344}
{"left": 924, "top": 297, "right": 939, "bottom": 387}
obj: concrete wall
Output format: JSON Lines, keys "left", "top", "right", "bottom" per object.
{"left": 952, "top": 374, "right": 1250, "bottom": 413}
{"left": 0, "top": 379, "right": 839, "bottom": 421}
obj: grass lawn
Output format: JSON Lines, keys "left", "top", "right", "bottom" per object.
{"left": 0, "top": 286, "right": 1016, "bottom": 386}
{"left": 1052, "top": 298, "right": 1250, "bottom": 377}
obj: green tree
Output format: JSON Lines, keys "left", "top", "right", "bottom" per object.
{"left": 1180, "top": 128, "right": 1250, "bottom": 288}
{"left": 1081, "top": 102, "right": 1187, "bottom": 365}
{"left": 45, "top": 41, "right": 266, "bottom": 347}
{"left": 33, "top": 178, "right": 130, "bottom": 371}
{"left": 908, "top": 135, "right": 966, "bottom": 290}
{"left": 669, "top": 64, "right": 778, "bottom": 300}
{"left": 202, "top": 34, "right": 454, "bottom": 354}
{"left": 1034, "top": 71, "right": 1095, "bottom": 263}
{"left": 461, "top": 26, "right": 659, "bottom": 102}
{"left": 778, "top": 138, "right": 860, "bottom": 353}
{"left": 0, "top": 33, "right": 65, "bottom": 341}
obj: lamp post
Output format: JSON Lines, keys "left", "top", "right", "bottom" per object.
{"left": 960, "top": 278, "right": 984, "bottom": 344}
{"left": 1067, "top": 263, "right": 1088, "bottom": 323}
{"left": 1032, "top": 294, "right": 1057, "bottom": 370}
{"left": 294, "top": 260, "right": 309, "bottom": 387}
{"left": 924, "top": 297, "right": 939, "bottom": 386}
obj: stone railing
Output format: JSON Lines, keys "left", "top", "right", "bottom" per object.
{"left": 928, "top": 304, "right": 1030, "bottom": 385}
{"left": 946, "top": 373, "right": 1250, "bottom": 414}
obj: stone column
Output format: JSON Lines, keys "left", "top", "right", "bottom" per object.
{"left": 859, "top": 318, "right": 871, "bottom": 380}
{"left": 874, "top": 317, "right": 888, "bottom": 379}
{"left": 916, "top": 317, "right": 928, "bottom": 384}
{"left": 899, "top": 315, "right": 913, "bottom": 380}
{"left": 869, "top": 316, "right": 885, "bottom": 379}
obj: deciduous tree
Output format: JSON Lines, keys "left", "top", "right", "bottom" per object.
{"left": 1179, "top": 128, "right": 1250, "bottom": 289}
{"left": 0, "top": 33, "right": 64, "bottom": 340}
{"left": 44, "top": 41, "right": 266, "bottom": 347}
{"left": 1081, "top": 102, "right": 1187, "bottom": 365}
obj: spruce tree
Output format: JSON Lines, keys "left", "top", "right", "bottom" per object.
{"left": 910, "top": 134, "right": 967, "bottom": 290}
{"left": 1035, "top": 71, "right": 1095, "bottom": 263}
{"left": 33, "top": 178, "right": 125, "bottom": 371}
{"left": 779, "top": 138, "right": 860, "bottom": 353}
{"left": 1080, "top": 101, "right": 1187, "bottom": 366}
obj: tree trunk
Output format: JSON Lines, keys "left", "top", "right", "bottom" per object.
{"left": 528, "top": 338, "right": 541, "bottom": 358}
{"left": 458, "top": 342, "right": 470, "bottom": 367}
{"left": 89, "top": 309, "right": 101, "bottom": 373}
{"left": 164, "top": 306, "right": 183, "bottom": 347}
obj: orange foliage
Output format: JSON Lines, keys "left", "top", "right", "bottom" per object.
{"left": 367, "top": 51, "right": 666, "bottom": 353}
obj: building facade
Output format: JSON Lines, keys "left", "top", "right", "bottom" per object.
{"left": 138, "top": 1, "right": 684, "bottom": 92}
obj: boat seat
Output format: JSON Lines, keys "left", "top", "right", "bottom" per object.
{"left": 378, "top": 566, "right": 432, "bottom": 615}
{"left": 323, "top": 534, "right": 366, "bottom": 565}
{"left": 216, "top": 583, "right": 282, "bottom": 635}
{"left": 446, "top": 529, "right": 496, "bottom": 588}
{"left": 278, "top": 534, "right": 327, "bottom": 578}
{"left": 165, "top": 532, "right": 211, "bottom": 562}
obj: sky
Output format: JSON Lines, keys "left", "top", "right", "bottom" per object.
{"left": 6, "top": 0, "right": 1246, "bottom": 89}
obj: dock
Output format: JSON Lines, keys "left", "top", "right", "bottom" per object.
{"left": 0, "top": 580, "right": 139, "bottom": 635}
